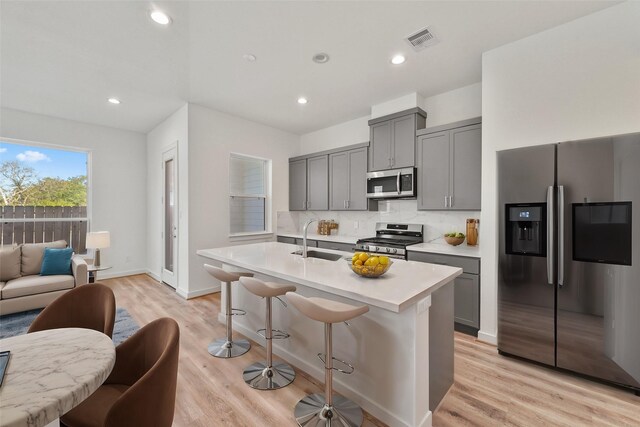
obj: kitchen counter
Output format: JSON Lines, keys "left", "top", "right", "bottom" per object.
{"left": 197, "top": 242, "right": 461, "bottom": 312}
{"left": 408, "top": 240, "right": 481, "bottom": 258}
{"left": 197, "top": 242, "right": 459, "bottom": 426}
{"left": 277, "top": 233, "right": 481, "bottom": 258}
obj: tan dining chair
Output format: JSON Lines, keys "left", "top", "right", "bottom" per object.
{"left": 28, "top": 283, "right": 116, "bottom": 338}
{"left": 61, "top": 317, "right": 180, "bottom": 427}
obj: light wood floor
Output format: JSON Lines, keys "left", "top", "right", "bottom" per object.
{"left": 103, "top": 275, "right": 640, "bottom": 427}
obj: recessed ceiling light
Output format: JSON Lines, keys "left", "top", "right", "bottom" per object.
{"left": 107, "top": 98, "right": 121, "bottom": 105}
{"left": 150, "top": 10, "right": 171, "bottom": 25}
{"left": 242, "top": 54, "right": 257, "bottom": 62}
{"left": 297, "top": 97, "right": 308, "bottom": 105}
{"left": 391, "top": 55, "right": 406, "bottom": 65}
{"left": 312, "top": 53, "right": 330, "bottom": 64}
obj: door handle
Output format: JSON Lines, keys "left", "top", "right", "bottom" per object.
{"left": 558, "top": 185, "right": 565, "bottom": 288}
{"left": 546, "top": 186, "right": 554, "bottom": 285}
{"left": 397, "top": 172, "right": 401, "bottom": 195}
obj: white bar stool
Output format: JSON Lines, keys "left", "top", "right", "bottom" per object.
{"left": 286, "top": 292, "right": 369, "bottom": 427}
{"left": 203, "top": 264, "right": 253, "bottom": 358}
{"left": 239, "top": 277, "right": 297, "bottom": 390}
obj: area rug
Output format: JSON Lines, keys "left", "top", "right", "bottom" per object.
{"left": 0, "top": 307, "right": 139, "bottom": 345}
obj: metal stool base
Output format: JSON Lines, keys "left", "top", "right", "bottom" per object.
{"left": 294, "top": 393, "right": 363, "bottom": 427}
{"left": 243, "top": 361, "right": 295, "bottom": 390}
{"left": 208, "top": 338, "right": 251, "bottom": 358}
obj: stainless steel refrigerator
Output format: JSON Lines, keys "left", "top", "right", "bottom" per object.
{"left": 498, "top": 132, "right": 640, "bottom": 393}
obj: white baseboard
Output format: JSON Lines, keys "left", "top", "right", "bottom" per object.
{"left": 176, "top": 285, "right": 221, "bottom": 300}
{"left": 146, "top": 270, "right": 161, "bottom": 281}
{"left": 477, "top": 330, "right": 498, "bottom": 345}
{"left": 231, "top": 321, "right": 411, "bottom": 427}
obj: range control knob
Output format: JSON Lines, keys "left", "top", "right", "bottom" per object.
{"left": 360, "top": 245, "right": 369, "bottom": 251}
{"left": 390, "top": 248, "right": 398, "bottom": 254}
{"left": 385, "top": 248, "right": 392, "bottom": 253}
{"left": 370, "top": 246, "right": 378, "bottom": 252}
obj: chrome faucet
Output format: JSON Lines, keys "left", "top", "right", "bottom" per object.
{"left": 302, "top": 219, "right": 318, "bottom": 258}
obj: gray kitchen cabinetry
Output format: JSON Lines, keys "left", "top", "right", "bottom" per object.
{"left": 316, "top": 240, "right": 355, "bottom": 252}
{"left": 288, "top": 155, "right": 329, "bottom": 211}
{"left": 368, "top": 108, "right": 427, "bottom": 172}
{"left": 417, "top": 118, "right": 482, "bottom": 210}
{"left": 329, "top": 147, "right": 367, "bottom": 210}
{"left": 307, "top": 155, "right": 329, "bottom": 210}
{"left": 407, "top": 251, "right": 480, "bottom": 335}
{"left": 289, "top": 159, "right": 307, "bottom": 211}
{"left": 277, "top": 236, "right": 318, "bottom": 247}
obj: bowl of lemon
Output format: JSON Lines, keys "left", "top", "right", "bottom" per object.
{"left": 349, "top": 252, "right": 393, "bottom": 278}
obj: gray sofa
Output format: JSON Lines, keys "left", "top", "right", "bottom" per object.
{"left": 0, "top": 240, "right": 88, "bottom": 315}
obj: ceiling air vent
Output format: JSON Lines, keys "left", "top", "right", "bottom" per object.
{"left": 405, "top": 26, "right": 439, "bottom": 51}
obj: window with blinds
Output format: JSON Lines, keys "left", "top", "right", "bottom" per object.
{"left": 229, "top": 154, "right": 270, "bottom": 235}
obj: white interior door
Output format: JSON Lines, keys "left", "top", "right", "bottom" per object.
{"left": 162, "top": 146, "right": 178, "bottom": 288}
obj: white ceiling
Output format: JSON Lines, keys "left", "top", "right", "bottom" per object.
{"left": 1, "top": 1, "right": 619, "bottom": 135}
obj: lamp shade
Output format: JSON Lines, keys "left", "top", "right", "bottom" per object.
{"left": 86, "top": 231, "right": 111, "bottom": 249}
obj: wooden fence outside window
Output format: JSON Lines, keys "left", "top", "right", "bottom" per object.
{"left": 1, "top": 206, "right": 88, "bottom": 254}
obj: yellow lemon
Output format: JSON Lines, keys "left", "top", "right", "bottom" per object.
{"left": 375, "top": 265, "right": 385, "bottom": 274}
{"left": 368, "top": 257, "right": 379, "bottom": 266}
{"left": 354, "top": 259, "right": 363, "bottom": 266}
{"left": 358, "top": 253, "right": 369, "bottom": 262}
{"left": 379, "top": 256, "right": 389, "bottom": 265}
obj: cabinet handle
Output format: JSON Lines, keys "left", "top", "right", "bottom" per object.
{"left": 307, "top": 200, "right": 311, "bottom": 209}
{"left": 343, "top": 200, "right": 346, "bottom": 209}
{"left": 449, "top": 195, "right": 453, "bottom": 207}
{"left": 391, "top": 157, "right": 394, "bottom": 167}
{"left": 347, "top": 200, "right": 350, "bottom": 209}
{"left": 444, "top": 196, "right": 448, "bottom": 208}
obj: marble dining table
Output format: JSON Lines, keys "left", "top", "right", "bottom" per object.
{"left": 0, "top": 328, "right": 116, "bottom": 427}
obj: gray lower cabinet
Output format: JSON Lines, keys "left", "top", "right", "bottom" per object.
{"left": 407, "top": 251, "right": 480, "bottom": 334}
{"left": 288, "top": 155, "right": 329, "bottom": 211}
{"left": 417, "top": 119, "right": 481, "bottom": 210}
{"left": 329, "top": 147, "right": 367, "bottom": 210}
{"left": 316, "top": 240, "right": 355, "bottom": 252}
{"left": 368, "top": 108, "right": 427, "bottom": 171}
{"left": 277, "top": 236, "right": 318, "bottom": 247}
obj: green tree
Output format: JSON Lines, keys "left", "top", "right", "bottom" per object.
{"left": 0, "top": 160, "right": 87, "bottom": 206}
{"left": 23, "top": 176, "right": 87, "bottom": 206}
{"left": 0, "top": 161, "right": 37, "bottom": 205}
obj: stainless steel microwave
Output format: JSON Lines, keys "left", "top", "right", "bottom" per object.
{"left": 366, "top": 167, "right": 416, "bottom": 199}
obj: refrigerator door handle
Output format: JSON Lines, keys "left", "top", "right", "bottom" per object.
{"left": 547, "top": 186, "right": 554, "bottom": 285}
{"left": 558, "top": 185, "right": 565, "bottom": 288}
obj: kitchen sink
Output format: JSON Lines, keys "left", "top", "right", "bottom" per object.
{"left": 291, "top": 250, "right": 344, "bottom": 261}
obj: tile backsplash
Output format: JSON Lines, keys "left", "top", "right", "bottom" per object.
{"left": 277, "top": 200, "right": 480, "bottom": 243}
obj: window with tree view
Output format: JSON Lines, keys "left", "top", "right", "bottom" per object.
{"left": 0, "top": 141, "right": 89, "bottom": 253}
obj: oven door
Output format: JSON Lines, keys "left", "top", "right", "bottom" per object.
{"left": 366, "top": 168, "right": 415, "bottom": 199}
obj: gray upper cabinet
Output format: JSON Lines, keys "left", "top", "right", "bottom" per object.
{"left": 288, "top": 155, "right": 329, "bottom": 211}
{"left": 329, "top": 147, "right": 367, "bottom": 210}
{"left": 369, "top": 122, "right": 392, "bottom": 171}
{"left": 417, "top": 119, "right": 482, "bottom": 210}
{"left": 306, "top": 155, "right": 329, "bottom": 211}
{"left": 289, "top": 158, "right": 307, "bottom": 211}
{"left": 368, "top": 108, "right": 427, "bottom": 172}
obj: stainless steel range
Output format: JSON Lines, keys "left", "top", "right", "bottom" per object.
{"left": 355, "top": 223, "right": 423, "bottom": 260}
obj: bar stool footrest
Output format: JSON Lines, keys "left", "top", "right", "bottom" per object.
{"left": 230, "top": 308, "right": 246, "bottom": 316}
{"left": 317, "top": 353, "right": 355, "bottom": 374}
{"left": 257, "top": 328, "right": 290, "bottom": 340}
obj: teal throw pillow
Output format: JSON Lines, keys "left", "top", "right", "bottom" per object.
{"left": 40, "top": 247, "right": 73, "bottom": 276}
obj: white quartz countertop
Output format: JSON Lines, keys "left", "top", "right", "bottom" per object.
{"left": 407, "top": 240, "right": 481, "bottom": 258}
{"left": 0, "top": 328, "right": 115, "bottom": 427}
{"left": 197, "top": 242, "right": 462, "bottom": 313}
{"left": 277, "top": 233, "right": 480, "bottom": 258}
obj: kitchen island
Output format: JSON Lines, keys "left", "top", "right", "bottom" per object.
{"left": 197, "top": 242, "right": 462, "bottom": 427}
